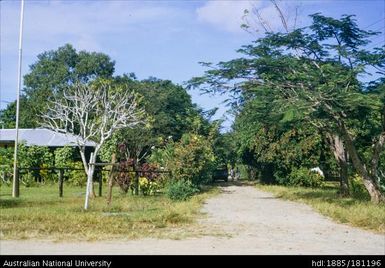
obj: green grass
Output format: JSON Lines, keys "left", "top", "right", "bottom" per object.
{"left": 0, "top": 183, "right": 219, "bottom": 241}
{"left": 256, "top": 182, "right": 385, "bottom": 233}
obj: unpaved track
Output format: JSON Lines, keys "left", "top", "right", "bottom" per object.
{"left": 1, "top": 185, "right": 384, "bottom": 255}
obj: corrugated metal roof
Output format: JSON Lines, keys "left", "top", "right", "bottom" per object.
{"left": 0, "top": 128, "right": 96, "bottom": 147}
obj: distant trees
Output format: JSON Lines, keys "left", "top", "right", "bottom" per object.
{"left": 0, "top": 44, "right": 115, "bottom": 128}
{"left": 189, "top": 14, "right": 385, "bottom": 203}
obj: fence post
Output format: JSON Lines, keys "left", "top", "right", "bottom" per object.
{"left": 59, "top": 169, "right": 64, "bottom": 197}
{"left": 14, "top": 167, "right": 20, "bottom": 197}
{"left": 98, "top": 167, "right": 102, "bottom": 197}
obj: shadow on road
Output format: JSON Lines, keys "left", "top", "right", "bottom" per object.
{"left": 211, "top": 180, "right": 258, "bottom": 187}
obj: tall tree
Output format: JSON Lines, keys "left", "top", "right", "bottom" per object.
{"left": 189, "top": 14, "right": 385, "bottom": 202}
{"left": 1, "top": 44, "right": 115, "bottom": 127}
{"left": 42, "top": 80, "right": 145, "bottom": 209}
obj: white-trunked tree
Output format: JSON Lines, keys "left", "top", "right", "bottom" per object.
{"left": 42, "top": 80, "right": 146, "bottom": 209}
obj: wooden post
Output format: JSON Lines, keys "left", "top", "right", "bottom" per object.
{"left": 14, "top": 168, "right": 20, "bottom": 197}
{"left": 107, "top": 154, "right": 116, "bottom": 205}
{"left": 98, "top": 167, "right": 102, "bottom": 197}
{"left": 59, "top": 169, "right": 64, "bottom": 197}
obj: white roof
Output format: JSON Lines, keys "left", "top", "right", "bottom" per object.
{"left": 0, "top": 128, "right": 96, "bottom": 147}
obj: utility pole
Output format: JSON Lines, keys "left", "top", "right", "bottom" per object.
{"left": 12, "top": 0, "right": 25, "bottom": 198}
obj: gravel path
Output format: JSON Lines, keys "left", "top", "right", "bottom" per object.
{"left": 1, "top": 185, "right": 384, "bottom": 255}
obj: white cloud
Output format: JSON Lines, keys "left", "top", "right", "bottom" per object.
{"left": 196, "top": 1, "right": 258, "bottom": 33}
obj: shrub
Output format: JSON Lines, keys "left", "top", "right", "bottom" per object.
{"left": 350, "top": 174, "right": 370, "bottom": 200}
{"left": 287, "top": 167, "right": 324, "bottom": 188}
{"left": 67, "top": 162, "right": 87, "bottom": 187}
{"left": 0, "top": 147, "right": 13, "bottom": 184}
{"left": 166, "top": 179, "right": 199, "bottom": 201}
{"left": 150, "top": 133, "right": 216, "bottom": 186}
{"left": 18, "top": 145, "right": 54, "bottom": 183}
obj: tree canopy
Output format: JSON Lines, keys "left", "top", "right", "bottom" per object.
{"left": 189, "top": 13, "right": 385, "bottom": 202}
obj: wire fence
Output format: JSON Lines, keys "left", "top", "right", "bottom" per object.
{"left": 2, "top": 164, "right": 171, "bottom": 198}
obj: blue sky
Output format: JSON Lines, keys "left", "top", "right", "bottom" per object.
{"left": 1, "top": 0, "right": 384, "bottom": 130}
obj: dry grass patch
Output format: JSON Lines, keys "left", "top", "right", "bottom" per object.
{"left": 0, "top": 184, "right": 219, "bottom": 241}
{"left": 256, "top": 183, "right": 385, "bottom": 233}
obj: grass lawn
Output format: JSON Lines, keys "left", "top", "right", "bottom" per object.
{"left": 256, "top": 182, "right": 385, "bottom": 233}
{"left": 0, "top": 183, "right": 218, "bottom": 241}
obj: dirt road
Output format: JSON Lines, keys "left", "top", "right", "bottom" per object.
{"left": 1, "top": 185, "right": 384, "bottom": 255}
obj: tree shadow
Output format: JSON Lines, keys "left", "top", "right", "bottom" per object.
{"left": 286, "top": 190, "right": 368, "bottom": 207}
{"left": 211, "top": 180, "right": 256, "bottom": 187}
{"left": 0, "top": 198, "right": 23, "bottom": 208}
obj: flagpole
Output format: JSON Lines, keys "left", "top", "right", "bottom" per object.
{"left": 12, "top": 0, "right": 25, "bottom": 198}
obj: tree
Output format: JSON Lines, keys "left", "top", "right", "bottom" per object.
{"left": 189, "top": 14, "right": 385, "bottom": 202}
{"left": 99, "top": 75, "right": 214, "bottom": 190}
{"left": 1, "top": 44, "right": 115, "bottom": 128}
{"left": 42, "top": 80, "right": 146, "bottom": 209}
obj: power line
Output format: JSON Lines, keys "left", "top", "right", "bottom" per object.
{"left": 363, "top": 18, "right": 385, "bottom": 30}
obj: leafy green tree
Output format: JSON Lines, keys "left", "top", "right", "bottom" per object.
{"left": 1, "top": 44, "right": 115, "bottom": 127}
{"left": 189, "top": 14, "right": 385, "bottom": 202}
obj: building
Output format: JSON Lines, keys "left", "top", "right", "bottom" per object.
{"left": 0, "top": 128, "right": 96, "bottom": 148}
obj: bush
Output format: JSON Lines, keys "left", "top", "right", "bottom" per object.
{"left": 287, "top": 167, "right": 324, "bottom": 188}
{"left": 150, "top": 133, "right": 216, "bottom": 186}
{"left": 18, "top": 145, "right": 54, "bottom": 183}
{"left": 350, "top": 174, "right": 370, "bottom": 200}
{"left": 67, "top": 162, "right": 87, "bottom": 187}
{"left": 0, "top": 147, "right": 13, "bottom": 184}
{"left": 166, "top": 179, "right": 199, "bottom": 201}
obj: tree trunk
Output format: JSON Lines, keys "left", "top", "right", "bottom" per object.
{"left": 326, "top": 133, "right": 349, "bottom": 196}
{"left": 338, "top": 123, "right": 385, "bottom": 203}
{"left": 79, "top": 148, "right": 89, "bottom": 176}
{"left": 338, "top": 156, "right": 349, "bottom": 197}
{"left": 84, "top": 146, "right": 101, "bottom": 210}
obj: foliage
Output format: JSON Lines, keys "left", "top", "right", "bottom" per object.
{"left": 0, "top": 44, "right": 115, "bottom": 128}
{"left": 350, "top": 174, "right": 370, "bottom": 200}
{"left": 139, "top": 177, "right": 160, "bottom": 196}
{"left": 150, "top": 133, "right": 216, "bottom": 186}
{"left": 0, "top": 147, "right": 14, "bottom": 184}
{"left": 18, "top": 145, "right": 54, "bottom": 183}
{"left": 99, "top": 76, "right": 211, "bottom": 163}
{"left": 166, "top": 179, "right": 200, "bottom": 201}
{"left": 115, "top": 160, "right": 162, "bottom": 195}
{"left": 285, "top": 167, "right": 324, "bottom": 188}
{"left": 115, "top": 159, "right": 135, "bottom": 193}
{"left": 67, "top": 162, "right": 87, "bottom": 187}
{"left": 54, "top": 146, "right": 75, "bottom": 168}
{"left": 189, "top": 13, "right": 385, "bottom": 202}
{"left": 54, "top": 147, "right": 89, "bottom": 187}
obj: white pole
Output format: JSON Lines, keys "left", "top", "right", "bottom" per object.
{"left": 12, "top": 0, "right": 25, "bottom": 198}
{"left": 84, "top": 152, "right": 94, "bottom": 210}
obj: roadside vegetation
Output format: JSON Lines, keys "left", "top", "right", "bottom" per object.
{"left": 256, "top": 182, "right": 385, "bottom": 233}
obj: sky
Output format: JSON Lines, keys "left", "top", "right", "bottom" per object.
{"left": 1, "top": 0, "right": 384, "bottom": 131}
